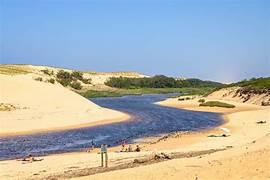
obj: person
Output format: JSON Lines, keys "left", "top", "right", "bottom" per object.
{"left": 91, "top": 139, "right": 95, "bottom": 150}
{"left": 135, "top": 145, "right": 141, "bottom": 152}
{"left": 128, "top": 144, "right": 133, "bottom": 152}
{"left": 121, "top": 140, "right": 126, "bottom": 152}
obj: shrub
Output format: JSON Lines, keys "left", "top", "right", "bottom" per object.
{"left": 81, "top": 78, "right": 92, "bottom": 84}
{"left": 56, "top": 70, "right": 73, "bottom": 86}
{"left": 41, "top": 69, "right": 53, "bottom": 76}
{"left": 199, "top": 101, "right": 235, "bottom": 108}
{"left": 178, "top": 98, "right": 185, "bottom": 101}
{"left": 70, "top": 81, "right": 82, "bottom": 90}
{"left": 57, "top": 70, "right": 72, "bottom": 80}
{"left": 48, "top": 78, "right": 55, "bottom": 84}
{"left": 71, "top": 71, "right": 83, "bottom": 80}
{"left": 198, "top": 99, "right": 205, "bottom": 103}
{"left": 34, "top": 77, "right": 43, "bottom": 81}
{"left": 58, "top": 78, "right": 72, "bottom": 87}
{"left": 185, "top": 97, "right": 191, "bottom": 100}
{"left": 262, "top": 101, "right": 270, "bottom": 106}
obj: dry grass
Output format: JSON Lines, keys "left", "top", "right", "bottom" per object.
{"left": 0, "top": 103, "right": 17, "bottom": 111}
{"left": 0, "top": 65, "right": 31, "bottom": 75}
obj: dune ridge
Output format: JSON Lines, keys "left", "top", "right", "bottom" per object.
{"left": 0, "top": 74, "right": 129, "bottom": 136}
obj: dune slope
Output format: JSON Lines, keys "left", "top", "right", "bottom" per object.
{"left": 0, "top": 74, "right": 129, "bottom": 136}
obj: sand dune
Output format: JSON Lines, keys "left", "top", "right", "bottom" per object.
{"left": 207, "top": 86, "right": 270, "bottom": 106}
{"left": 0, "top": 74, "right": 129, "bottom": 136}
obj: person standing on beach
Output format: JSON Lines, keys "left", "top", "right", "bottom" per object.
{"left": 121, "top": 140, "right": 126, "bottom": 152}
{"left": 128, "top": 144, "right": 133, "bottom": 152}
{"left": 91, "top": 139, "right": 95, "bottom": 150}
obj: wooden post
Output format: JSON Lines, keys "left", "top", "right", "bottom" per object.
{"left": 100, "top": 144, "right": 108, "bottom": 168}
{"left": 105, "top": 150, "right": 108, "bottom": 167}
{"left": 101, "top": 152, "right": 104, "bottom": 167}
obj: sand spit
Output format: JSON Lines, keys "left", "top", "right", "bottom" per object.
{"left": 0, "top": 74, "right": 129, "bottom": 136}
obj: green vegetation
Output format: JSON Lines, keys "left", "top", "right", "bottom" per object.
{"left": 56, "top": 70, "right": 91, "bottom": 88}
{"left": 34, "top": 77, "right": 43, "bottom": 81}
{"left": 80, "top": 87, "right": 213, "bottom": 98}
{"left": 199, "top": 101, "right": 235, "bottom": 108}
{"left": 47, "top": 78, "right": 55, "bottom": 84}
{"left": 204, "top": 77, "right": 270, "bottom": 97}
{"left": 41, "top": 69, "right": 54, "bottom": 76}
{"left": 81, "top": 78, "right": 92, "bottom": 84}
{"left": 231, "top": 77, "right": 270, "bottom": 89}
{"left": 70, "top": 81, "right": 82, "bottom": 90}
{"left": 71, "top": 71, "right": 83, "bottom": 80}
{"left": 105, "top": 75, "right": 223, "bottom": 89}
{"left": 198, "top": 99, "right": 205, "bottom": 103}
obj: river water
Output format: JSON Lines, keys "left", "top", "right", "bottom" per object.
{"left": 0, "top": 94, "right": 223, "bottom": 160}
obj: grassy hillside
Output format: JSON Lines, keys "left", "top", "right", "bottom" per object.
{"left": 230, "top": 77, "right": 270, "bottom": 89}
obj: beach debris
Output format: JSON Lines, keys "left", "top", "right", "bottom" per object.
{"left": 208, "top": 134, "right": 230, "bottom": 138}
{"left": 256, "top": 120, "right": 267, "bottom": 124}
{"left": 151, "top": 131, "right": 187, "bottom": 144}
{"left": 219, "top": 127, "right": 230, "bottom": 133}
{"left": 133, "top": 152, "right": 171, "bottom": 164}
{"left": 154, "top": 152, "right": 172, "bottom": 160}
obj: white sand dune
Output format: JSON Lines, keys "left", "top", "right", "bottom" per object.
{"left": 0, "top": 74, "right": 129, "bottom": 136}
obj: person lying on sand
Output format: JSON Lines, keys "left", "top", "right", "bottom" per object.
{"left": 19, "top": 154, "right": 43, "bottom": 163}
{"left": 256, "top": 120, "right": 267, "bottom": 124}
{"left": 208, "top": 134, "right": 230, "bottom": 138}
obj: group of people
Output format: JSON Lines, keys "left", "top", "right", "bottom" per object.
{"left": 121, "top": 141, "right": 141, "bottom": 152}
{"left": 86, "top": 139, "right": 141, "bottom": 153}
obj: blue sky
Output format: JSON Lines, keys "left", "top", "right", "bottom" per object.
{"left": 0, "top": 0, "right": 269, "bottom": 82}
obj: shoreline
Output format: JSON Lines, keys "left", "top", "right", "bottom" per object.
{"left": 1, "top": 97, "right": 269, "bottom": 179}
{"left": 0, "top": 111, "right": 131, "bottom": 138}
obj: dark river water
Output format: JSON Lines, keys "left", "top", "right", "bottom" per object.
{"left": 0, "top": 94, "right": 223, "bottom": 160}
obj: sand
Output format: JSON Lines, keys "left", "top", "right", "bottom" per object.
{"left": 1, "top": 95, "right": 269, "bottom": 180}
{"left": 0, "top": 74, "right": 130, "bottom": 136}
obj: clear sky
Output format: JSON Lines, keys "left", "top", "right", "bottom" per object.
{"left": 0, "top": 0, "right": 269, "bottom": 82}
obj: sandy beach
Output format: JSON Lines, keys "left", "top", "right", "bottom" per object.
{"left": 0, "top": 74, "right": 130, "bottom": 136}
{"left": 1, "top": 96, "right": 269, "bottom": 180}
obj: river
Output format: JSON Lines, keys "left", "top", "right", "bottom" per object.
{"left": 0, "top": 94, "right": 223, "bottom": 160}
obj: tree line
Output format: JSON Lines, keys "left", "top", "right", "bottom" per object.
{"left": 105, "top": 75, "right": 223, "bottom": 89}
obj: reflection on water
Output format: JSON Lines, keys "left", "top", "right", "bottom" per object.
{"left": 0, "top": 94, "right": 223, "bottom": 160}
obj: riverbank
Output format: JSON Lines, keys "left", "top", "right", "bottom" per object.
{"left": 1, "top": 97, "right": 269, "bottom": 179}
{"left": 79, "top": 87, "right": 212, "bottom": 98}
{"left": 0, "top": 74, "right": 130, "bottom": 136}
